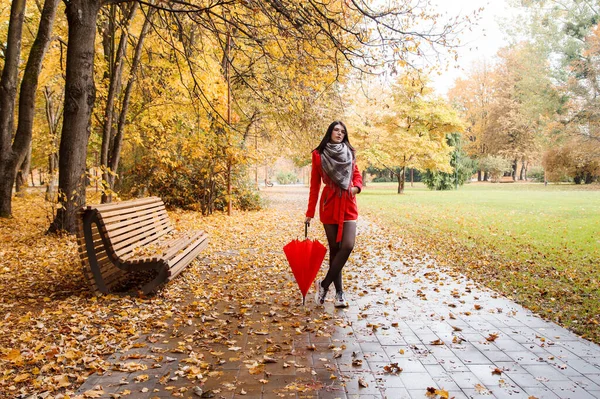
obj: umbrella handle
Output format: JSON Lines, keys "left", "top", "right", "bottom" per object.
{"left": 304, "top": 221, "right": 309, "bottom": 239}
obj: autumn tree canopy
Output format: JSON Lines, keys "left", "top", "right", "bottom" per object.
{"left": 0, "top": 0, "right": 472, "bottom": 232}
{"left": 351, "top": 72, "right": 464, "bottom": 193}
{"left": 449, "top": 0, "right": 600, "bottom": 184}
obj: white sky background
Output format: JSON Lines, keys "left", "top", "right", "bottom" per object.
{"left": 427, "top": 0, "right": 523, "bottom": 96}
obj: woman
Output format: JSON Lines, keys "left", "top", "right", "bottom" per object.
{"left": 305, "top": 121, "right": 363, "bottom": 308}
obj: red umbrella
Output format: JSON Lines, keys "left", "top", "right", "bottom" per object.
{"left": 283, "top": 223, "right": 327, "bottom": 305}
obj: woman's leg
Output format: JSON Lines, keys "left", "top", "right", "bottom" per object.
{"left": 323, "top": 224, "right": 341, "bottom": 292}
{"left": 322, "top": 222, "right": 357, "bottom": 292}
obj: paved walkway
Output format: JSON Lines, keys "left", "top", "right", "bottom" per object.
{"left": 76, "top": 187, "right": 600, "bottom": 399}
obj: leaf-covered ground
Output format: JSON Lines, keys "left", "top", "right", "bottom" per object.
{"left": 2, "top": 186, "right": 599, "bottom": 398}
{"left": 0, "top": 188, "right": 342, "bottom": 398}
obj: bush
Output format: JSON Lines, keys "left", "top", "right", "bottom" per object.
{"left": 543, "top": 144, "right": 600, "bottom": 184}
{"left": 423, "top": 171, "right": 453, "bottom": 190}
{"left": 233, "top": 179, "right": 264, "bottom": 211}
{"left": 372, "top": 176, "right": 393, "bottom": 183}
{"left": 116, "top": 135, "right": 263, "bottom": 214}
{"left": 423, "top": 133, "right": 476, "bottom": 190}
{"left": 527, "top": 166, "right": 545, "bottom": 182}
{"left": 276, "top": 171, "right": 298, "bottom": 185}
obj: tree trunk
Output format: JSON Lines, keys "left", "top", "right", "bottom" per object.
{"left": 512, "top": 158, "right": 518, "bottom": 181}
{"left": 397, "top": 167, "right": 406, "bottom": 194}
{"left": 0, "top": 0, "right": 27, "bottom": 217}
{"left": 46, "top": 152, "right": 59, "bottom": 201}
{"left": 483, "top": 171, "right": 489, "bottom": 181}
{"left": 519, "top": 158, "right": 525, "bottom": 181}
{"left": 100, "top": 2, "right": 138, "bottom": 203}
{"left": 361, "top": 169, "right": 367, "bottom": 187}
{"left": 15, "top": 145, "right": 32, "bottom": 194}
{"left": 477, "top": 169, "right": 482, "bottom": 181}
{"left": 48, "top": 0, "right": 101, "bottom": 234}
{"left": 108, "top": 7, "right": 153, "bottom": 194}
{"left": 44, "top": 87, "right": 61, "bottom": 201}
{"left": 410, "top": 168, "right": 414, "bottom": 187}
{"left": 227, "top": 158, "right": 232, "bottom": 215}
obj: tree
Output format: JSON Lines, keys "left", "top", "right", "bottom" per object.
{"left": 47, "top": 0, "right": 109, "bottom": 233}
{"left": 479, "top": 155, "right": 513, "bottom": 183}
{"left": 544, "top": 137, "right": 600, "bottom": 183}
{"left": 357, "top": 72, "right": 464, "bottom": 193}
{"left": 514, "top": 0, "right": 600, "bottom": 176}
{"left": 422, "top": 133, "right": 476, "bottom": 190}
{"left": 98, "top": 3, "right": 138, "bottom": 203}
{"left": 0, "top": 0, "right": 26, "bottom": 217}
{"left": 448, "top": 60, "right": 494, "bottom": 181}
{"left": 559, "top": 24, "right": 600, "bottom": 145}
{"left": 487, "top": 43, "right": 559, "bottom": 180}
{"left": 0, "top": 0, "right": 60, "bottom": 216}
{"left": 450, "top": 41, "right": 561, "bottom": 182}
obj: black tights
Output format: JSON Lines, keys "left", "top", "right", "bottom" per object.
{"left": 321, "top": 222, "right": 356, "bottom": 293}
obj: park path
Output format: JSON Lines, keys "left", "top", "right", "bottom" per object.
{"left": 76, "top": 186, "right": 600, "bottom": 399}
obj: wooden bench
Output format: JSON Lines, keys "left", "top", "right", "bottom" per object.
{"left": 76, "top": 196, "right": 209, "bottom": 295}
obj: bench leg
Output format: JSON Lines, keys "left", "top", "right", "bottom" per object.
{"left": 139, "top": 267, "right": 169, "bottom": 295}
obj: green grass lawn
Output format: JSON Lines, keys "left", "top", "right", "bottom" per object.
{"left": 359, "top": 181, "right": 600, "bottom": 341}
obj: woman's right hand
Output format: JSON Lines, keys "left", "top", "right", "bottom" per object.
{"left": 304, "top": 217, "right": 312, "bottom": 226}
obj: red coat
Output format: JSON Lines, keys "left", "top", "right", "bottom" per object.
{"left": 305, "top": 149, "right": 363, "bottom": 242}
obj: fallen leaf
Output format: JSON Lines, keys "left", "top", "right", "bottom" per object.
{"left": 383, "top": 363, "right": 403, "bottom": 374}
{"left": 485, "top": 333, "right": 500, "bottom": 342}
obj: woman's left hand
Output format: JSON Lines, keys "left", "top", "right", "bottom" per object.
{"left": 350, "top": 187, "right": 359, "bottom": 196}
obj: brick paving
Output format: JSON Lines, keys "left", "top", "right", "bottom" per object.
{"left": 76, "top": 187, "right": 600, "bottom": 399}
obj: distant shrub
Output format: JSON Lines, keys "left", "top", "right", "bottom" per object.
{"left": 527, "top": 166, "right": 545, "bottom": 182}
{"left": 372, "top": 176, "right": 393, "bottom": 183}
{"left": 234, "top": 179, "right": 263, "bottom": 211}
{"left": 276, "top": 171, "right": 298, "bottom": 185}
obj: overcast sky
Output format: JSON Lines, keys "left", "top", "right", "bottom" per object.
{"left": 428, "top": 0, "right": 523, "bottom": 96}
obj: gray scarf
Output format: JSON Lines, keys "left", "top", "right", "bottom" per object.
{"left": 321, "top": 142, "right": 353, "bottom": 190}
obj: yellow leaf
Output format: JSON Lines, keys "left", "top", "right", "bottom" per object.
{"left": 56, "top": 374, "right": 71, "bottom": 388}
{"left": 2, "top": 349, "right": 23, "bottom": 364}
{"left": 14, "top": 373, "right": 30, "bottom": 383}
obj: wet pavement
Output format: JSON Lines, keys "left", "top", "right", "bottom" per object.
{"left": 75, "top": 186, "right": 600, "bottom": 399}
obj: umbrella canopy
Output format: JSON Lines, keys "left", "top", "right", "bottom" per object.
{"left": 283, "top": 224, "right": 327, "bottom": 305}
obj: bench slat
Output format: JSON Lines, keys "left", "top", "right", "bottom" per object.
{"left": 115, "top": 225, "right": 174, "bottom": 260}
{"left": 102, "top": 211, "right": 170, "bottom": 238}
{"left": 85, "top": 197, "right": 161, "bottom": 212}
{"left": 162, "top": 231, "right": 206, "bottom": 261}
{"left": 167, "top": 235, "right": 209, "bottom": 278}
{"left": 106, "top": 219, "right": 171, "bottom": 253}
{"left": 111, "top": 220, "right": 173, "bottom": 255}
{"left": 125, "top": 230, "right": 203, "bottom": 264}
{"left": 101, "top": 202, "right": 167, "bottom": 224}
{"left": 80, "top": 250, "right": 127, "bottom": 290}
{"left": 168, "top": 232, "right": 208, "bottom": 268}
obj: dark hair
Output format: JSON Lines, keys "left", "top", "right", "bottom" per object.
{"left": 315, "top": 121, "right": 355, "bottom": 154}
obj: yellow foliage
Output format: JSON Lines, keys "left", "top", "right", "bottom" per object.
{"left": 350, "top": 71, "right": 464, "bottom": 174}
